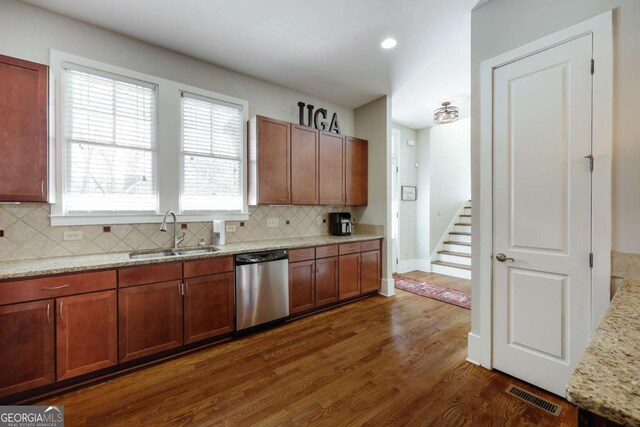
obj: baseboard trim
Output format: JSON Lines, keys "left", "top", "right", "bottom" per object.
{"left": 378, "top": 278, "right": 396, "bottom": 297}
{"left": 467, "top": 332, "right": 482, "bottom": 365}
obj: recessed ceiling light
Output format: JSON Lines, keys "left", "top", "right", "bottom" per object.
{"left": 381, "top": 38, "right": 397, "bottom": 49}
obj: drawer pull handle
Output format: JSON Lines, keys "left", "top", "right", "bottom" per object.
{"left": 42, "top": 285, "right": 69, "bottom": 290}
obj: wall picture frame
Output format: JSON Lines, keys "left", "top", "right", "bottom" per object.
{"left": 401, "top": 186, "right": 417, "bottom": 201}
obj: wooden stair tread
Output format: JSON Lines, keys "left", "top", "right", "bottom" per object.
{"left": 449, "top": 232, "right": 472, "bottom": 236}
{"left": 460, "top": 214, "right": 471, "bottom": 217}
{"left": 438, "top": 250, "right": 471, "bottom": 258}
{"left": 444, "top": 241, "right": 471, "bottom": 246}
{"left": 455, "top": 223, "right": 471, "bottom": 226}
{"left": 432, "top": 260, "right": 472, "bottom": 271}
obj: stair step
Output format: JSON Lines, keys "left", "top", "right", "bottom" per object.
{"left": 438, "top": 250, "right": 471, "bottom": 258}
{"left": 455, "top": 222, "right": 471, "bottom": 226}
{"left": 450, "top": 231, "right": 471, "bottom": 236}
{"left": 460, "top": 214, "right": 471, "bottom": 217}
{"left": 444, "top": 241, "right": 471, "bottom": 246}
{"left": 432, "top": 260, "right": 471, "bottom": 271}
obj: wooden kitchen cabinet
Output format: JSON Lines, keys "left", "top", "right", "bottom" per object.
{"left": 184, "top": 272, "right": 234, "bottom": 344}
{"left": 319, "top": 131, "right": 345, "bottom": 205}
{"left": 345, "top": 136, "right": 368, "bottom": 206}
{"left": 56, "top": 290, "right": 117, "bottom": 381}
{"left": 118, "top": 281, "right": 184, "bottom": 363}
{"left": 289, "top": 260, "right": 316, "bottom": 314}
{"left": 0, "top": 300, "right": 55, "bottom": 398}
{"left": 0, "top": 55, "right": 48, "bottom": 202}
{"left": 360, "top": 250, "right": 381, "bottom": 293}
{"left": 291, "top": 124, "right": 319, "bottom": 205}
{"left": 315, "top": 256, "right": 339, "bottom": 307}
{"left": 248, "top": 115, "right": 291, "bottom": 205}
{"left": 338, "top": 253, "right": 361, "bottom": 300}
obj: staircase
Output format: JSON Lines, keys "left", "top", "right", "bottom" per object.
{"left": 431, "top": 200, "right": 472, "bottom": 279}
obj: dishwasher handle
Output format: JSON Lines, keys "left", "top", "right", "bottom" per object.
{"left": 235, "top": 249, "right": 288, "bottom": 265}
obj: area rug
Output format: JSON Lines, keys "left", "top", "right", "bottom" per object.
{"left": 393, "top": 275, "right": 471, "bottom": 309}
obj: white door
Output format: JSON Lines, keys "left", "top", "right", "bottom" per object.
{"left": 492, "top": 35, "right": 593, "bottom": 396}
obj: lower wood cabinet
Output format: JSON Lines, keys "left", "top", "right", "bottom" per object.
{"left": 118, "top": 281, "right": 184, "bottom": 363}
{"left": 0, "top": 300, "right": 54, "bottom": 398}
{"left": 360, "top": 250, "right": 381, "bottom": 293}
{"left": 56, "top": 290, "right": 117, "bottom": 381}
{"left": 315, "top": 256, "right": 339, "bottom": 306}
{"left": 338, "top": 253, "right": 361, "bottom": 300}
{"left": 289, "top": 260, "right": 316, "bottom": 314}
{"left": 184, "top": 272, "right": 234, "bottom": 344}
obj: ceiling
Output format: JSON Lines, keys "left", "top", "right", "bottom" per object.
{"left": 22, "top": 0, "right": 475, "bottom": 129}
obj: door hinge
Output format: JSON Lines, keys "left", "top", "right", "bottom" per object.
{"left": 591, "top": 59, "right": 595, "bottom": 75}
{"left": 396, "top": 166, "right": 399, "bottom": 173}
{"left": 396, "top": 258, "right": 399, "bottom": 265}
{"left": 584, "top": 154, "right": 594, "bottom": 172}
{"left": 589, "top": 253, "right": 594, "bottom": 268}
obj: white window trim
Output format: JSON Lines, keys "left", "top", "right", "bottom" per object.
{"left": 49, "top": 50, "right": 249, "bottom": 226}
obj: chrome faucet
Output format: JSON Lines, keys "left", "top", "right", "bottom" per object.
{"left": 160, "top": 210, "right": 185, "bottom": 252}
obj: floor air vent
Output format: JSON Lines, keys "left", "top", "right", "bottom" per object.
{"left": 505, "top": 384, "right": 563, "bottom": 417}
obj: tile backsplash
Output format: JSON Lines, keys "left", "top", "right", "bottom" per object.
{"left": 0, "top": 203, "right": 364, "bottom": 262}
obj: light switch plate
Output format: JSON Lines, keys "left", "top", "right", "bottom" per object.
{"left": 63, "top": 231, "right": 83, "bottom": 241}
{"left": 267, "top": 218, "right": 279, "bottom": 228}
{"left": 225, "top": 225, "right": 237, "bottom": 233}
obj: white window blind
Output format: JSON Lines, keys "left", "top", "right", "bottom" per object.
{"left": 181, "top": 92, "right": 243, "bottom": 211}
{"left": 63, "top": 64, "right": 157, "bottom": 213}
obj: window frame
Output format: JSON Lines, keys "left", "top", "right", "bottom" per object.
{"left": 49, "top": 51, "right": 249, "bottom": 226}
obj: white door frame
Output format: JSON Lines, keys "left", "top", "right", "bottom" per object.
{"left": 474, "top": 11, "right": 612, "bottom": 368}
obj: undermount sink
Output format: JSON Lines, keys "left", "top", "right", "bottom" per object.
{"left": 129, "top": 246, "right": 219, "bottom": 260}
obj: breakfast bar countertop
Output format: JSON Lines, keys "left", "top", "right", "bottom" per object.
{"left": 566, "top": 279, "right": 640, "bottom": 426}
{"left": 0, "top": 234, "right": 383, "bottom": 281}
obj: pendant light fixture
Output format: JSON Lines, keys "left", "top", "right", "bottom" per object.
{"left": 434, "top": 101, "right": 459, "bottom": 124}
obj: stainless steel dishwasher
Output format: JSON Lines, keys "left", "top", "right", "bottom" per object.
{"left": 235, "top": 249, "right": 289, "bottom": 331}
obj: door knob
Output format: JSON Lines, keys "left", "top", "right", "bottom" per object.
{"left": 496, "top": 253, "right": 515, "bottom": 262}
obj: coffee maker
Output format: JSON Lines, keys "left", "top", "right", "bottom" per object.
{"left": 329, "top": 212, "right": 352, "bottom": 236}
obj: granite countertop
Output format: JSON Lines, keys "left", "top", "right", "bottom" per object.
{"left": 566, "top": 280, "right": 640, "bottom": 426}
{"left": 0, "top": 234, "right": 383, "bottom": 281}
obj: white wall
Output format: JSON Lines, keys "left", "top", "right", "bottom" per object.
{"left": 470, "top": 0, "right": 640, "bottom": 347}
{"left": 392, "top": 124, "right": 418, "bottom": 266}
{"left": 355, "top": 96, "right": 394, "bottom": 295}
{"left": 0, "top": 0, "right": 354, "bottom": 134}
{"left": 416, "top": 128, "right": 431, "bottom": 265}
{"left": 429, "top": 118, "right": 471, "bottom": 253}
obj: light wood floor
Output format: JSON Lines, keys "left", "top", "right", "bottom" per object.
{"left": 39, "top": 273, "right": 576, "bottom": 426}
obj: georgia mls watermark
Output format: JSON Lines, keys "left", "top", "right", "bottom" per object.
{"left": 0, "top": 406, "right": 64, "bottom": 427}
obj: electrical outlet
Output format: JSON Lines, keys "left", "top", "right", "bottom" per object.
{"left": 225, "top": 225, "right": 237, "bottom": 233}
{"left": 317, "top": 216, "right": 323, "bottom": 225}
{"left": 267, "top": 218, "right": 279, "bottom": 228}
{"left": 63, "top": 231, "right": 83, "bottom": 241}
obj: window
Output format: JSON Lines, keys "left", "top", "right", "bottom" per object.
{"left": 63, "top": 64, "right": 157, "bottom": 213}
{"left": 181, "top": 92, "right": 243, "bottom": 212}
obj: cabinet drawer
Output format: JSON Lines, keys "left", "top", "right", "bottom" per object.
{"left": 0, "top": 270, "right": 117, "bottom": 306}
{"left": 119, "top": 262, "right": 182, "bottom": 288}
{"left": 184, "top": 256, "right": 234, "bottom": 278}
{"left": 339, "top": 242, "right": 361, "bottom": 255}
{"left": 289, "top": 247, "right": 315, "bottom": 263}
{"left": 360, "top": 240, "right": 381, "bottom": 252}
{"left": 315, "top": 245, "right": 338, "bottom": 259}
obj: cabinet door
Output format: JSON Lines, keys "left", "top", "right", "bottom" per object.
{"left": 345, "top": 136, "right": 368, "bottom": 206}
{"left": 291, "top": 124, "right": 319, "bottom": 205}
{"left": 184, "top": 272, "right": 234, "bottom": 344}
{"left": 338, "top": 253, "right": 360, "bottom": 300}
{"left": 56, "top": 290, "right": 117, "bottom": 381}
{"left": 318, "top": 131, "right": 345, "bottom": 205}
{"left": 0, "top": 300, "right": 54, "bottom": 398}
{"left": 289, "top": 260, "right": 316, "bottom": 314}
{"left": 256, "top": 116, "right": 291, "bottom": 204}
{"left": 119, "top": 281, "right": 183, "bottom": 363}
{"left": 315, "top": 256, "right": 339, "bottom": 307}
{"left": 360, "top": 251, "right": 381, "bottom": 293}
{"left": 0, "top": 55, "right": 48, "bottom": 202}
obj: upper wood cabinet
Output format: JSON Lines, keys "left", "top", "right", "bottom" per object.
{"left": 345, "top": 136, "right": 368, "bottom": 206}
{"left": 0, "top": 55, "right": 48, "bottom": 202}
{"left": 319, "top": 131, "right": 345, "bottom": 205}
{"left": 248, "top": 115, "right": 291, "bottom": 205}
{"left": 290, "top": 124, "right": 319, "bottom": 204}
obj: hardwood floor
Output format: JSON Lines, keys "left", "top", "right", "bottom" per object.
{"left": 38, "top": 288, "right": 576, "bottom": 426}
{"left": 399, "top": 270, "right": 472, "bottom": 293}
